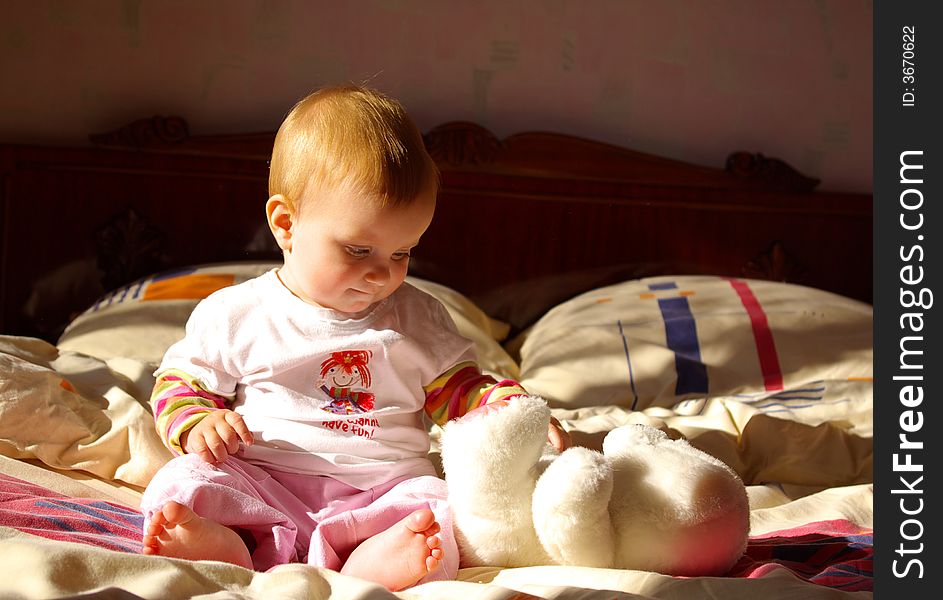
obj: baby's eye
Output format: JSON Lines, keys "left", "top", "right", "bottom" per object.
{"left": 392, "top": 250, "right": 411, "bottom": 261}
{"left": 345, "top": 246, "right": 371, "bottom": 258}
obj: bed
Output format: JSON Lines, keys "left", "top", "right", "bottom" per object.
{"left": 0, "top": 118, "right": 872, "bottom": 599}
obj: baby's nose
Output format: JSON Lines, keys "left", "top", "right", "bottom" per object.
{"left": 364, "top": 263, "right": 391, "bottom": 285}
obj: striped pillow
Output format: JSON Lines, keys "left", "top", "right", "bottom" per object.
{"left": 517, "top": 276, "right": 872, "bottom": 414}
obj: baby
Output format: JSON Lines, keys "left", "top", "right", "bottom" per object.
{"left": 140, "top": 84, "right": 568, "bottom": 591}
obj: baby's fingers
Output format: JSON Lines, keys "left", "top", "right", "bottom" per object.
{"left": 213, "top": 422, "right": 243, "bottom": 457}
{"left": 203, "top": 429, "right": 234, "bottom": 463}
{"left": 187, "top": 433, "right": 222, "bottom": 464}
{"left": 224, "top": 411, "right": 254, "bottom": 446}
{"left": 548, "top": 418, "right": 572, "bottom": 452}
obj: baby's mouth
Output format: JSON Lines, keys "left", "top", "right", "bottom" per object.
{"left": 352, "top": 288, "right": 381, "bottom": 299}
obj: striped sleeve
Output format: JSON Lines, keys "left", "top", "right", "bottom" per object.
{"left": 151, "top": 368, "right": 233, "bottom": 455}
{"left": 423, "top": 361, "right": 527, "bottom": 426}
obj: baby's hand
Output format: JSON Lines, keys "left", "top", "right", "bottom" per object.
{"left": 548, "top": 416, "right": 571, "bottom": 452}
{"left": 182, "top": 409, "right": 254, "bottom": 464}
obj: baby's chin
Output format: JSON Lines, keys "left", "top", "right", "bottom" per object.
{"left": 329, "top": 291, "right": 385, "bottom": 315}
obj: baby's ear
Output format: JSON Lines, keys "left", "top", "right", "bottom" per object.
{"left": 266, "top": 195, "right": 294, "bottom": 251}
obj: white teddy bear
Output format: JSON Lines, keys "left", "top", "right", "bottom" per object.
{"left": 440, "top": 395, "right": 750, "bottom": 575}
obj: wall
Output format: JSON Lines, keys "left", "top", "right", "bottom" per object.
{"left": 1, "top": 0, "right": 872, "bottom": 192}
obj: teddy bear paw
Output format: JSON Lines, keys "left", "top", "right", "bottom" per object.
{"left": 532, "top": 447, "right": 615, "bottom": 567}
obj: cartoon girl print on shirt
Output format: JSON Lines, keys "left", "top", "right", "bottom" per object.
{"left": 317, "top": 350, "right": 376, "bottom": 415}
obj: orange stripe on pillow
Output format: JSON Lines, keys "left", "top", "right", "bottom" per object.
{"left": 142, "top": 274, "right": 236, "bottom": 301}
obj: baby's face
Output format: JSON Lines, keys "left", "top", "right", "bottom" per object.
{"left": 278, "top": 182, "right": 436, "bottom": 314}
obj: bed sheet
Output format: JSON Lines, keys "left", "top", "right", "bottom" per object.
{"left": 0, "top": 271, "right": 872, "bottom": 599}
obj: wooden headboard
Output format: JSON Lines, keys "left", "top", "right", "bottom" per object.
{"left": 1, "top": 117, "right": 872, "bottom": 342}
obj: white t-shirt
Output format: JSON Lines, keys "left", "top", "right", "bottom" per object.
{"left": 158, "top": 269, "right": 476, "bottom": 489}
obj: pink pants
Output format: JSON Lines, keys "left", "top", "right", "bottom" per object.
{"left": 141, "top": 454, "right": 458, "bottom": 583}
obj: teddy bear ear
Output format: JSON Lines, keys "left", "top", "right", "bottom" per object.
{"left": 602, "top": 424, "right": 669, "bottom": 455}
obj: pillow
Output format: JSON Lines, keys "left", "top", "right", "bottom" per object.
{"left": 57, "top": 262, "right": 276, "bottom": 367}
{"left": 56, "top": 262, "right": 518, "bottom": 379}
{"left": 517, "top": 275, "right": 872, "bottom": 411}
{"left": 405, "top": 278, "right": 518, "bottom": 379}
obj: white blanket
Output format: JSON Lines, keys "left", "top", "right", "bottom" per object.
{"left": 0, "top": 273, "right": 872, "bottom": 599}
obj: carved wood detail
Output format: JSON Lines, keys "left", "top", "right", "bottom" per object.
{"left": 742, "top": 241, "right": 808, "bottom": 283}
{"left": 95, "top": 207, "right": 168, "bottom": 291}
{"left": 725, "top": 152, "right": 820, "bottom": 193}
{"left": 89, "top": 116, "right": 190, "bottom": 149}
{"left": 85, "top": 117, "right": 825, "bottom": 197}
{"left": 423, "top": 121, "right": 502, "bottom": 166}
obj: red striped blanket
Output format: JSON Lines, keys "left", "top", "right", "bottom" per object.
{"left": 1, "top": 473, "right": 871, "bottom": 591}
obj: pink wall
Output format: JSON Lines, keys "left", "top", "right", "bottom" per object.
{"left": 1, "top": 1, "right": 872, "bottom": 192}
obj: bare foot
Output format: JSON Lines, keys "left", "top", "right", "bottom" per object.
{"left": 340, "top": 509, "right": 444, "bottom": 591}
{"left": 141, "top": 500, "right": 253, "bottom": 569}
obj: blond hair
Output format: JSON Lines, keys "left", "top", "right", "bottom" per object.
{"left": 268, "top": 85, "right": 438, "bottom": 212}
